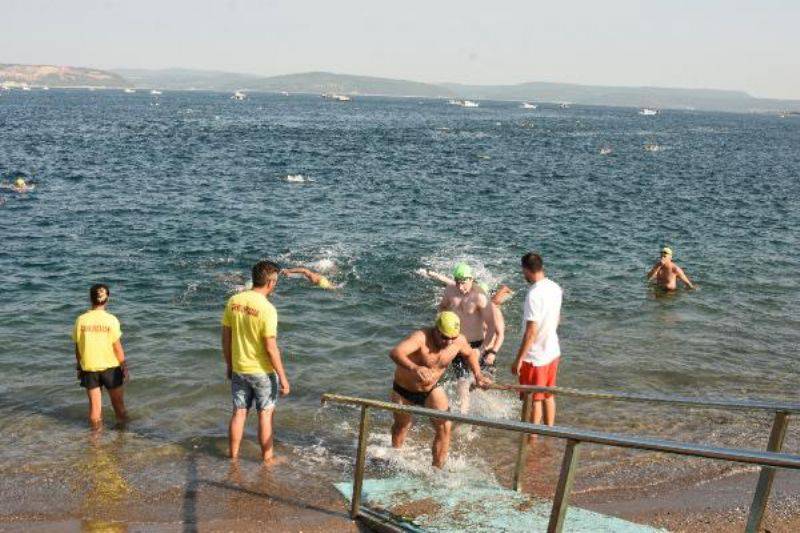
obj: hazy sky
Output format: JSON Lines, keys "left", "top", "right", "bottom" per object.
{"left": 3, "top": 0, "right": 799, "bottom": 99}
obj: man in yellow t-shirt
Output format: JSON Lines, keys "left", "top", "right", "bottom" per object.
{"left": 72, "top": 284, "right": 128, "bottom": 429}
{"left": 222, "top": 260, "right": 290, "bottom": 463}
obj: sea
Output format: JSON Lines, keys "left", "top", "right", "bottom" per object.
{"left": 1, "top": 89, "right": 798, "bottom": 528}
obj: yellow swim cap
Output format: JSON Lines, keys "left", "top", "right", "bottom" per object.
{"left": 661, "top": 247, "right": 673, "bottom": 256}
{"left": 316, "top": 276, "right": 332, "bottom": 289}
{"left": 435, "top": 311, "right": 460, "bottom": 338}
{"left": 14, "top": 177, "right": 25, "bottom": 187}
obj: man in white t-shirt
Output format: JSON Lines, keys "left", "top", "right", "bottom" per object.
{"left": 511, "top": 252, "right": 563, "bottom": 431}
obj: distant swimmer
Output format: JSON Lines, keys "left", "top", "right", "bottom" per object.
{"left": 12, "top": 177, "right": 29, "bottom": 193}
{"left": 222, "top": 260, "right": 291, "bottom": 463}
{"left": 281, "top": 267, "right": 333, "bottom": 289}
{"left": 389, "top": 311, "right": 491, "bottom": 468}
{"left": 647, "top": 247, "right": 695, "bottom": 291}
{"left": 438, "top": 263, "right": 500, "bottom": 413}
{"left": 72, "top": 284, "right": 129, "bottom": 430}
{"left": 511, "top": 253, "right": 563, "bottom": 436}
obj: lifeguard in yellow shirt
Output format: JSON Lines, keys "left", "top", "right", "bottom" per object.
{"left": 222, "top": 260, "right": 291, "bottom": 463}
{"left": 72, "top": 284, "right": 128, "bottom": 429}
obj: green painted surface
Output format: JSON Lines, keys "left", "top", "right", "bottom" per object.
{"left": 336, "top": 476, "right": 666, "bottom": 532}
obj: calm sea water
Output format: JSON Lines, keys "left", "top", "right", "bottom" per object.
{"left": 1, "top": 90, "right": 798, "bottom": 519}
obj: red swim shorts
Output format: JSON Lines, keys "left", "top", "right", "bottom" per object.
{"left": 519, "top": 358, "right": 560, "bottom": 400}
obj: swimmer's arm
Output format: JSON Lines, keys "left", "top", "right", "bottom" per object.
{"left": 512, "top": 321, "right": 537, "bottom": 375}
{"left": 490, "top": 306, "right": 505, "bottom": 354}
{"left": 460, "top": 339, "right": 490, "bottom": 388}
{"left": 390, "top": 332, "right": 424, "bottom": 371}
{"left": 390, "top": 332, "right": 432, "bottom": 381}
{"left": 222, "top": 326, "right": 233, "bottom": 379}
{"left": 264, "top": 336, "right": 290, "bottom": 395}
{"left": 479, "top": 294, "right": 498, "bottom": 351}
{"left": 646, "top": 263, "right": 662, "bottom": 281}
{"left": 425, "top": 270, "right": 455, "bottom": 286}
{"left": 282, "top": 267, "right": 321, "bottom": 285}
{"left": 675, "top": 266, "right": 695, "bottom": 289}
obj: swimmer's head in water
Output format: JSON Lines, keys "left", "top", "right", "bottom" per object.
{"left": 661, "top": 247, "right": 673, "bottom": 258}
{"left": 14, "top": 177, "right": 26, "bottom": 188}
{"left": 435, "top": 311, "right": 460, "bottom": 342}
{"left": 90, "top": 284, "right": 110, "bottom": 306}
{"left": 316, "top": 276, "right": 332, "bottom": 289}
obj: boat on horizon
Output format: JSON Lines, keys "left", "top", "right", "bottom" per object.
{"left": 232, "top": 90, "right": 247, "bottom": 100}
{"left": 450, "top": 99, "right": 479, "bottom": 108}
{"left": 322, "top": 93, "right": 352, "bottom": 102}
{"left": 124, "top": 88, "right": 136, "bottom": 93}
{"left": 150, "top": 89, "right": 163, "bottom": 95}
{"left": 639, "top": 108, "right": 659, "bottom": 116}
{"left": 280, "top": 91, "right": 289, "bottom": 96}
{"left": 521, "top": 102, "right": 537, "bottom": 109}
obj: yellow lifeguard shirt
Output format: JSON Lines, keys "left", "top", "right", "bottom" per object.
{"left": 72, "top": 309, "right": 122, "bottom": 371}
{"left": 222, "top": 290, "right": 278, "bottom": 374}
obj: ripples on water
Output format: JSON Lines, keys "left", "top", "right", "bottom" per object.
{"left": 1, "top": 90, "right": 799, "bottom": 505}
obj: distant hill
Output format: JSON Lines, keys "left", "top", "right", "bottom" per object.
{"left": 113, "top": 68, "right": 453, "bottom": 97}
{"left": 441, "top": 81, "right": 799, "bottom": 113}
{"left": 0, "top": 63, "right": 127, "bottom": 88}
{"left": 114, "top": 68, "right": 264, "bottom": 92}
{"left": 111, "top": 68, "right": 800, "bottom": 113}
{"left": 4, "top": 63, "right": 798, "bottom": 113}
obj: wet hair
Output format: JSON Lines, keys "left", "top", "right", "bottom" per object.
{"left": 90, "top": 284, "right": 110, "bottom": 305}
{"left": 521, "top": 252, "right": 544, "bottom": 273}
{"left": 252, "top": 260, "right": 281, "bottom": 287}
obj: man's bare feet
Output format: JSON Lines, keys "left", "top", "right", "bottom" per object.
{"left": 262, "top": 455, "right": 287, "bottom": 466}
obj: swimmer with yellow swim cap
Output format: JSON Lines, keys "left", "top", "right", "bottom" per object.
{"left": 13, "top": 177, "right": 28, "bottom": 193}
{"left": 647, "top": 246, "right": 695, "bottom": 291}
{"left": 389, "top": 311, "right": 491, "bottom": 468}
{"left": 281, "top": 267, "right": 334, "bottom": 289}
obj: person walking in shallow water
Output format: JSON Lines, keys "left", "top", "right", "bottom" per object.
{"left": 72, "top": 284, "right": 128, "bottom": 430}
{"left": 647, "top": 247, "right": 694, "bottom": 290}
{"left": 389, "top": 311, "right": 491, "bottom": 468}
{"left": 222, "top": 260, "right": 290, "bottom": 463}
{"left": 511, "top": 253, "right": 563, "bottom": 438}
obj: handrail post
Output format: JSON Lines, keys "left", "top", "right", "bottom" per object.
{"left": 547, "top": 439, "right": 581, "bottom": 533}
{"left": 513, "top": 392, "right": 533, "bottom": 491}
{"left": 745, "top": 411, "right": 789, "bottom": 533}
{"left": 350, "top": 405, "right": 371, "bottom": 520}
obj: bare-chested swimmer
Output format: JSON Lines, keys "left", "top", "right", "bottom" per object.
{"left": 647, "top": 247, "right": 695, "bottom": 291}
{"left": 438, "top": 263, "right": 499, "bottom": 413}
{"left": 281, "top": 267, "right": 333, "bottom": 289}
{"left": 390, "top": 311, "right": 491, "bottom": 467}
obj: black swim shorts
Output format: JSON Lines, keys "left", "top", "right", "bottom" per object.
{"left": 80, "top": 366, "right": 124, "bottom": 390}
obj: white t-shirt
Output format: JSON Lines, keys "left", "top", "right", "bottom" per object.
{"left": 522, "top": 278, "right": 563, "bottom": 366}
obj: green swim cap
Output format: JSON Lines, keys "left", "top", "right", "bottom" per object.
{"left": 436, "top": 311, "right": 460, "bottom": 338}
{"left": 452, "top": 263, "right": 473, "bottom": 280}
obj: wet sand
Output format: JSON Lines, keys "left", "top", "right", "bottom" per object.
{"left": 2, "top": 441, "right": 798, "bottom": 533}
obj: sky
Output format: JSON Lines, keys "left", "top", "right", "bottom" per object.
{"left": 2, "top": 0, "right": 799, "bottom": 99}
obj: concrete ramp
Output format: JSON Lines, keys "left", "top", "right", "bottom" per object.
{"left": 336, "top": 476, "right": 665, "bottom": 532}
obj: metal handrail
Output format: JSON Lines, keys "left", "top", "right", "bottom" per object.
{"left": 321, "top": 393, "right": 800, "bottom": 533}
{"left": 489, "top": 383, "right": 795, "bottom": 532}
{"left": 488, "top": 384, "right": 800, "bottom": 413}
